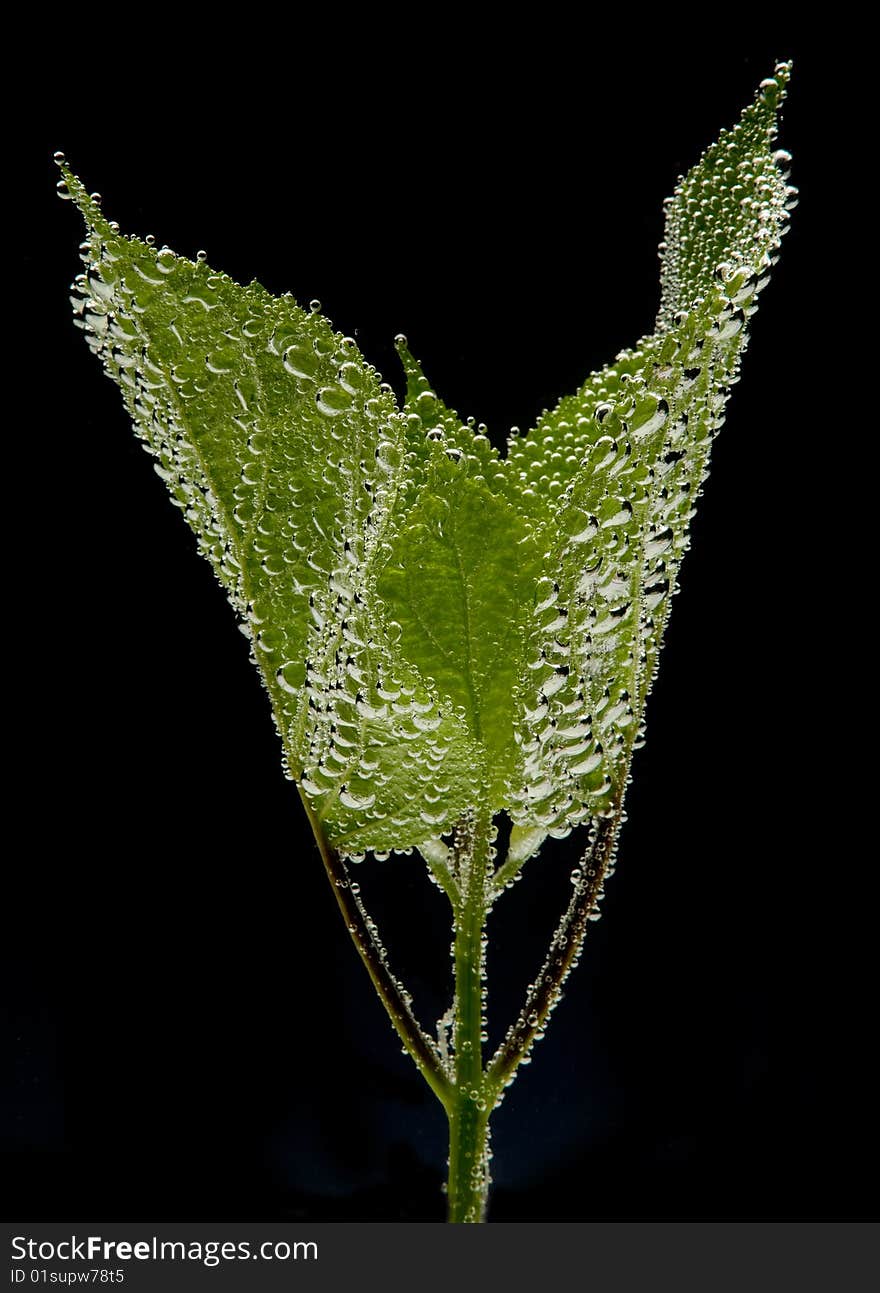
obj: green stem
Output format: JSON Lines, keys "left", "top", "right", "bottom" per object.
{"left": 446, "top": 811, "right": 493, "bottom": 1223}
{"left": 447, "top": 1101, "right": 491, "bottom": 1224}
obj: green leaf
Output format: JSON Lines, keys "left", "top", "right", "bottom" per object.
{"left": 504, "top": 62, "right": 794, "bottom": 860}
{"left": 61, "top": 173, "right": 474, "bottom": 857}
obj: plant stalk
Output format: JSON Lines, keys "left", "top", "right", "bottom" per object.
{"left": 297, "top": 786, "right": 453, "bottom": 1109}
{"left": 446, "top": 811, "right": 493, "bottom": 1223}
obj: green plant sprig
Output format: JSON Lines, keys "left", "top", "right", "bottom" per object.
{"left": 58, "top": 61, "right": 794, "bottom": 1222}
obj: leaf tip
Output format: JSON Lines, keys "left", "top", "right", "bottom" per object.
{"left": 754, "top": 59, "right": 793, "bottom": 118}
{"left": 53, "top": 155, "right": 109, "bottom": 234}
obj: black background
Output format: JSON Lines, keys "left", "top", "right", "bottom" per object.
{"left": 5, "top": 26, "right": 873, "bottom": 1223}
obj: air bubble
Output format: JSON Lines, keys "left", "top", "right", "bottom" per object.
{"left": 339, "top": 786, "right": 376, "bottom": 810}
{"left": 283, "top": 344, "right": 320, "bottom": 379}
{"left": 316, "top": 386, "right": 352, "bottom": 417}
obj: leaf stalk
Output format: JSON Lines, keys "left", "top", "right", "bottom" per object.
{"left": 297, "top": 786, "right": 454, "bottom": 1109}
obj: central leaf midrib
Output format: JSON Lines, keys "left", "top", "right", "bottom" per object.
{"left": 404, "top": 540, "right": 484, "bottom": 749}
{"left": 451, "top": 538, "right": 483, "bottom": 747}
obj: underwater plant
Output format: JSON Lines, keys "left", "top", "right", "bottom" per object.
{"left": 58, "top": 62, "right": 794, "bottom": 1223}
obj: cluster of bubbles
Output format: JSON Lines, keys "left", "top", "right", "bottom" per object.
{"left": 659, "top": 61, "right": 794, "bottom": 327}
{"left": 64, "top": 171, "right": 252, "bottom": 625}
